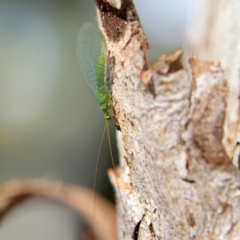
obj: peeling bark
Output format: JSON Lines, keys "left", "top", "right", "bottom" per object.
{"left": 186, "top": 0, "right": 240, "bottom": 159}
{"left": 95, "top": 0, "right": 240, "bottom": 239}
{"left": 0, "top": 1, "right": 240, "bottom": 240}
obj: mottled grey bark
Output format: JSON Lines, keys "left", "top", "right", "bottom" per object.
{"left": 0, "top": 1, "right": 239, "bottom": 239}
{"left": 97, "top": 0, "right": 240, "bottom": 239}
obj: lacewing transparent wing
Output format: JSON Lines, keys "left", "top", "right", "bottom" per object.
{"left": 77, "top": 23, "right": 104, "bottom": 96}
{"left": 77, "top": 22, "right": 111, "bottom": 120}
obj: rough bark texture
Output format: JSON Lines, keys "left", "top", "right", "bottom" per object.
{"left": 0, "top": 1, "right": 240, "bottom": 240}
{"left": 186, "top": 0, "right": 240, "bottom": 161}
{"left": 96, "top": 0, "right": 240, "bottom": 239}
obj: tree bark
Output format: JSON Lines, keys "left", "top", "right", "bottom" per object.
{"left": 0, "top": 1, "right": 240, "bottom": 240}
{"left": 96, "top": 0, "right": 240, "bottom": 239}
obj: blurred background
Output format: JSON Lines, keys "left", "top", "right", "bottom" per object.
{"left": 0, "top": 0, "right": 200, "bottom": 239}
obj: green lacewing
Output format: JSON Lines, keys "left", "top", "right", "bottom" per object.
{"left": 77, "top": 22, "right": 111, "bottom": 121}
{"left": 77, "top": 20, "right": 129, "bottom": 218}
{"left": 77, "top": 23, "right": 130, "bottom": 231}
{"left": 77, "top": 22, "right": 113, "bottom": 199}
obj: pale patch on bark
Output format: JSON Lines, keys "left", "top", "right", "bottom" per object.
{"left": 186, "top": 0, "right": 240, "bottom": 160}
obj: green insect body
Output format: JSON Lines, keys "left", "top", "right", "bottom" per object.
{"left": 77, "top": 22, "right": 112, "bottom": 121}
{"left": 77, "top": 23, "right": 130, "bottom": 232}
{"left": 96, "top": 54, "right": 111, "bottom": 121}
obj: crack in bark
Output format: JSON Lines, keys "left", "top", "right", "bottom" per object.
{"left": 132, "top": 214, "right": 144, "bottom": 240}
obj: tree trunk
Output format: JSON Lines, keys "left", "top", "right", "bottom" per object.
{"left": 0, "top": 1, "right": 240, "bottom": 239}
{"left": 96, "top": 0, "right": 240, "bottom": 239}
